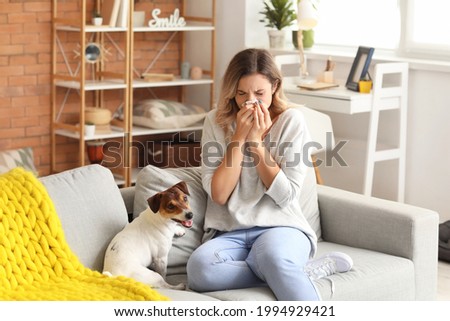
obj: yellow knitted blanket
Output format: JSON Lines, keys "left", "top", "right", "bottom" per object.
{"left": 0, "top": 168, "right": 168, "bottom": 301}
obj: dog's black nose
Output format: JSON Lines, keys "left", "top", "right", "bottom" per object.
{"left": 185, "top": 212, "right": 193, "bottom": 220}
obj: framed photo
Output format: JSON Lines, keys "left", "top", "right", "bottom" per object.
{"left": 345, "top": 46, "right": 375, "bottom": 92}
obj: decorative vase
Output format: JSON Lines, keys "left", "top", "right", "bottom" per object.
{"left": 268, "top": 29, "right": 285, "bottom": 49}
{"left": 302, "top": 29, "right": 314, "bottom": 48}
{"left": 181, "top": 61, "right": 190, "bottom": 79}
{"left": 292, "top": 30, "right": 315, "bottom": 49}
{"left": 86, "top": 141, "right": 105, "bottom": 164}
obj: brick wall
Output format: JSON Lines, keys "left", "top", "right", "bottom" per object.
{"left": 0, "top": 0, "right": 52, "bottom": 175}
{"left": 0, "top": 0, "right": 181, "bottom": 176}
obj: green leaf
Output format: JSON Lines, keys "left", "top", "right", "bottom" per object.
{"left": 259, "top": 0, "right": 297, "bottom": 30}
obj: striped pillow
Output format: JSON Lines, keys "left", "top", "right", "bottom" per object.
{"left": 0, "top": 147, "right": 38, "bottom": 176}
{"left": 132, "top": 99, "right": 207, "bottom": 129}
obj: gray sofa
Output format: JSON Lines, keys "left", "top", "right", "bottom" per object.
{"left": 39, "top": 163, "right": 439, "bottom": 301}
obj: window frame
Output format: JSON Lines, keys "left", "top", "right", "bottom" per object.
{"left": 400, "top": 0, "right": 450, "bottom": 60}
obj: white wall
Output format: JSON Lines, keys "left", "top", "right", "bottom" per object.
{"left": 186, "top": 0, "right": 249, "bottom": 106}
{"left": 213, "top": 0, "right": 450, "bottom": 222}
{"left": 215, "top": 0, "right": 248, "bottom": 99}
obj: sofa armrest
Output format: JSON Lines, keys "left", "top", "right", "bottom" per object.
{"left": 317, "top": 184, "right": 439, "bottom": 300}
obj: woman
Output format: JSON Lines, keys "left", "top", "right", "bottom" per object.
{"left": 187, "top": 48, "right": 349, "bottom": 300}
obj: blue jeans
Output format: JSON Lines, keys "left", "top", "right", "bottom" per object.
{"left": 186, "top": 226, "right": 320, "bottom": 301}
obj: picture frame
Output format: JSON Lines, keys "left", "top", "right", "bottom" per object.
{"left": 345, "top": 46, "right": 375, "bottom": 92}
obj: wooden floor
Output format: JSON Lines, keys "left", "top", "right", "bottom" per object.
{"left": 437, "top": 260, "right": 450, "bottom": 300}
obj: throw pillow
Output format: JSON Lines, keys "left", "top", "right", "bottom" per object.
{"left": 0, "top": 147, "right": 38, "bottom": 175}
{"left": 133, "top": 165, "right": 207, "bottom": 276}
{"left": 40, "top": 164, "right": 129, "bottom": 272}
{"left": 133, "top": 99, "right": 207, "bottom": 129}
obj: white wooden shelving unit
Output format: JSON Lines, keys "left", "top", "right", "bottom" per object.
{"left": 51, "top": 0, "right": 215, "bottom": 186}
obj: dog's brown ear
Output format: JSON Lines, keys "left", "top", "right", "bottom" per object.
{"left": 174, "top": 181, "right": 190, "bottom": 195}
{"left": 147, "top": 194, "right": 162, "bottom": 213}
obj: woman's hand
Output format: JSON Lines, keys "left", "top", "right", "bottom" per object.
{"left": 247, "top": 100, "right": 272, "bottom": 143}
{"left": 234, "top": 102, "right": 255, "bottom": 141}
{"left": 242, "top": 101, "right": 279, "bottom": 189}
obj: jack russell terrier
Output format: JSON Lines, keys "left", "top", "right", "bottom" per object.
{"left": 103, "top": 181, "right": 193, "bottom": 289}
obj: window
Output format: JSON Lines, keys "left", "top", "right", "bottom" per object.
{"left": 404, "top": 0, "right": 450, "bottom": 57}
{"left": 313, "top": 0, "right": 450, "bottom": 60}
{"left": 313, "top": 0, "right": 400, "bottom": 50}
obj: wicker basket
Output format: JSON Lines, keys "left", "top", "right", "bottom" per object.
{"left": 85, "top": 107, "right": 111, "bottom": 125}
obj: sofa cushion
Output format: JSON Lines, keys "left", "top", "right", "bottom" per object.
{"left": 166, "top": 241, "right": 415, "bottom": 301}
{"left": 40, "top": 164, "right": 129, "bottom": 272}
{"left": 133, "top": 165, "right": 207, "bottom": 276}
{"left": 175, "top": 241, "right": 415, "bottom": 301}
{"left": 314, "top": 242, "right": 415, "bottom": 300}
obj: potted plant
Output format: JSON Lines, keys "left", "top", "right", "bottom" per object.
{"left": 92, "top": 11, "right": 103, "bottom": 26}
{"left": 259, "top": 0, "right": 297, "bottom": 49}
{"left": 84, "top": 122, "right": 96, "bottom": 137}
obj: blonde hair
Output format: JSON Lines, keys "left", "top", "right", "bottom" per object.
{"left": 216, "top": 48, "right": 288, "bottom": 135}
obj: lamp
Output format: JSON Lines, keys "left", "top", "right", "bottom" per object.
{"left": 297, "top": 0, "right": 318, "bottom": 77}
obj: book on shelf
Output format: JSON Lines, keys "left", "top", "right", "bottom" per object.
{"left": 101, "top": 0, "right": 121, "bottom": 27}
{"left": 116, "top": 0, "right": 129, "bottom": 28}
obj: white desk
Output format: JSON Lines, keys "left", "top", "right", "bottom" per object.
{"left": 283, "top": 81, "right": 373, "bottom": 115}
{"left": 282, "top": 63, "right": 409, "bottom": 203}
